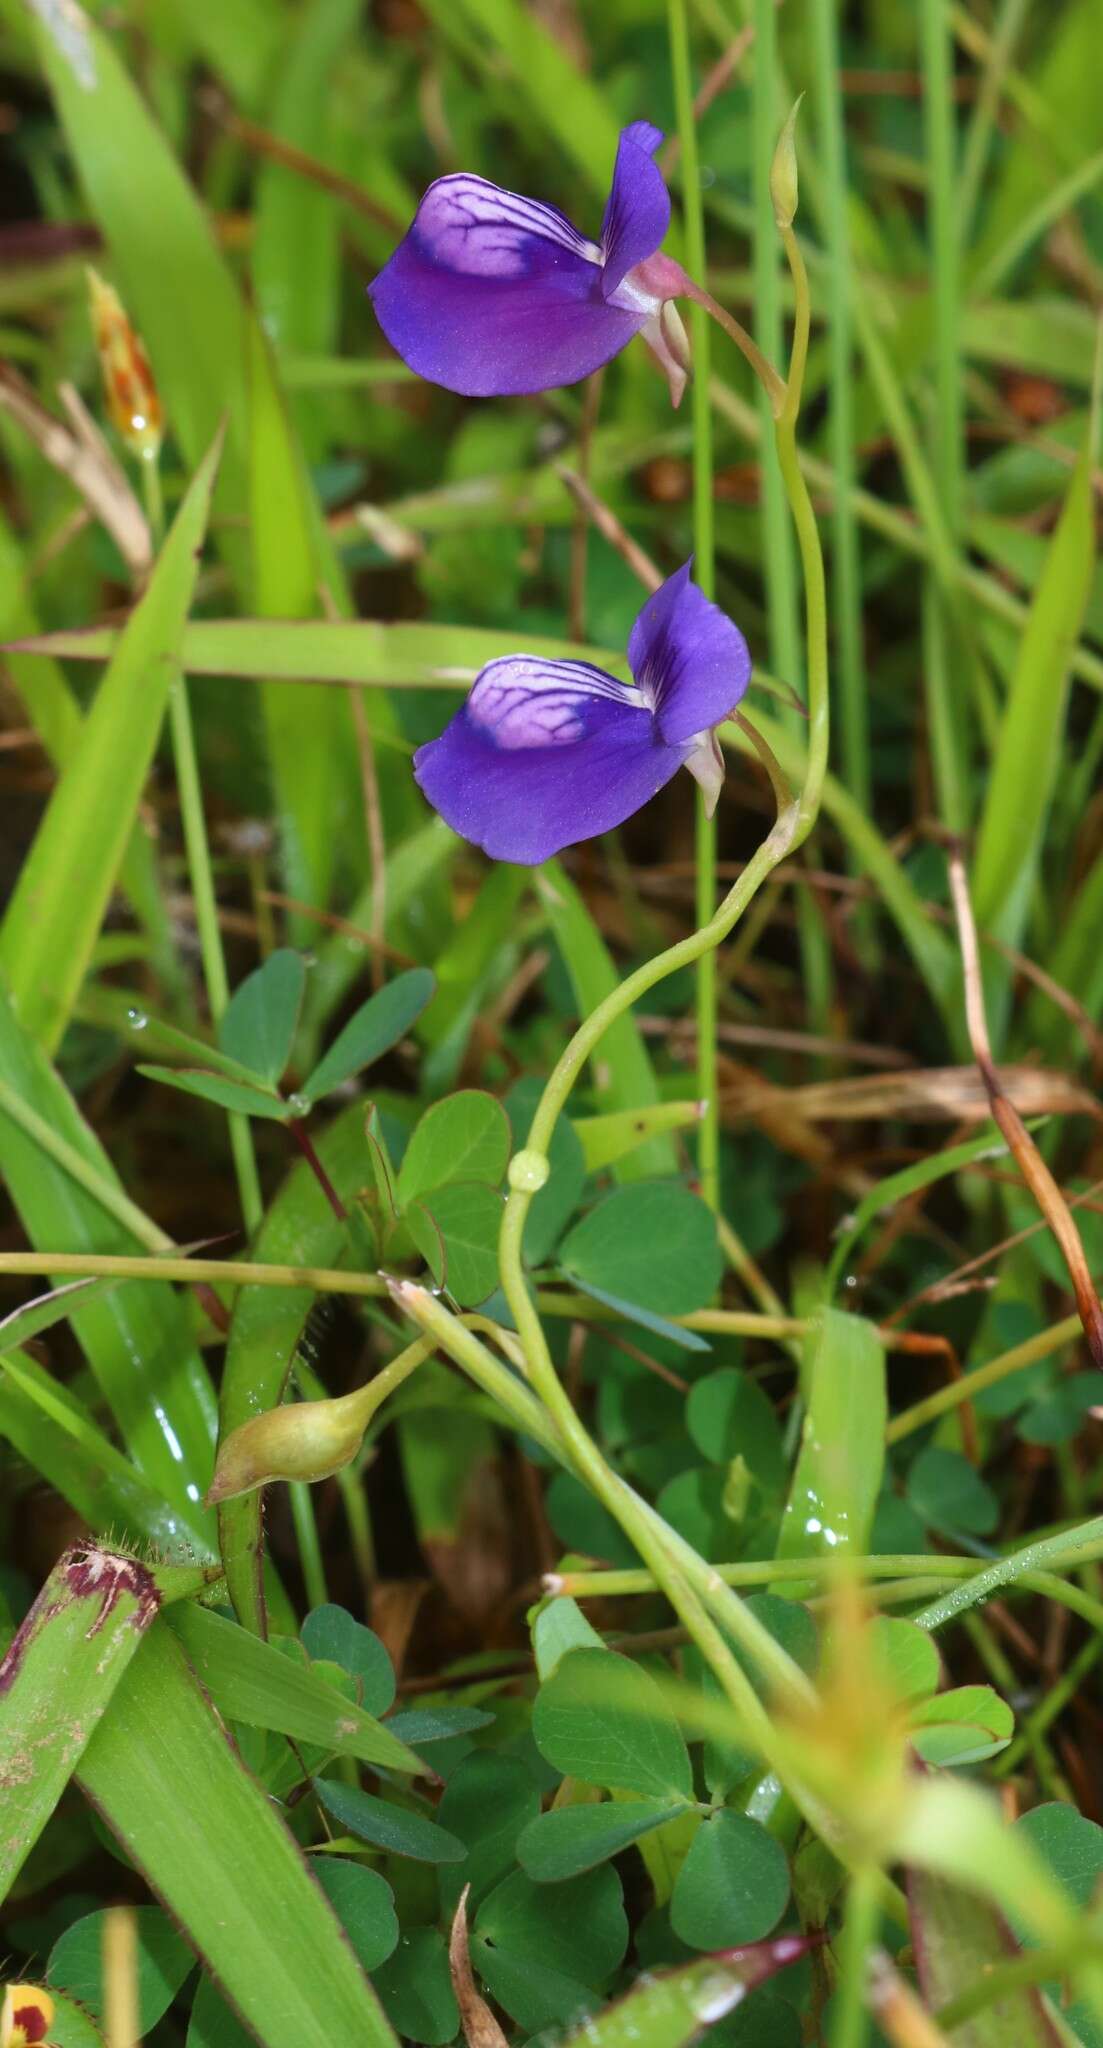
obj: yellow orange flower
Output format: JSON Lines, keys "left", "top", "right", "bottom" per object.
{"left": 1, "top": 1984, "right": 55, "bottom": 2047}
{"left": 86, "top": 267, "right": 163, "bottom": 461}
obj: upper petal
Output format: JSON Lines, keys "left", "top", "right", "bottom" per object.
{"left": 600, "top": 123, "right": 671, "bottom": 300}
{"left": 370, "top": 173, "right": 646, "bottom": 395}
{"left": 627, "top": 561, "right": 752, "bottom": 744}
{"left": 400, "top": 173, "right": 602, "bottom": 280}
{"left": 413, "top": 657, "right": 682, "bottom": 863}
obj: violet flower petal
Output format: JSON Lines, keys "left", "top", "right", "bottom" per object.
{"left": 628, "top": 560, "right": 752, "bottom": 743}
{"left": 600, "top": 123, "right": 671, "bottom": 300}
{"left": 369, "top": 174, "right": 646, "bottom": 396}
{"left": 413, "top": 656, "right": 684, "bottom": 865}
{"left": 369, "top": 125, "right": 676, "bottom": 397}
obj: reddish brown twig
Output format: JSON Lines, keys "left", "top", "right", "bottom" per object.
{"left": 947, "top": 846, "right": 1103, "bottom": 1366}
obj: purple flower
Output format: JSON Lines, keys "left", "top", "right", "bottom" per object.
{"left": 369, "top": 123, "right": 694, "bottom": 404}
{"left": 413, "top": 562, "right": 750, "bottom": 865}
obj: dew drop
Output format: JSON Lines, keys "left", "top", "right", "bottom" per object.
{"left": 127, "top": 1008, "right": 148, "bottom": 1031}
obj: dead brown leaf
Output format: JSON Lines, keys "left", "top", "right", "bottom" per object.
{"left": 0, "top": 363, "right": 150, "bottom": 582}
{"left": 449, "top": 1888, "right": 508, "bottom": 2048}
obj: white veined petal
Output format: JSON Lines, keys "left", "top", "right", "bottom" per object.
{"left": 415, "top": 175, "right": 601, "bottom": 278}
{"left": 467, "top": 656, "right": 645, "bottom": 751}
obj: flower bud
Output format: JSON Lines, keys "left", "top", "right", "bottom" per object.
{"left": 205, "top": 1393, "right": 367, "bottom": 1505}
{"left": 86, "top": 268, "right": 163, "bottom": 461}
{"left": 769, "top": 98, "right": 803, "bottom": 231}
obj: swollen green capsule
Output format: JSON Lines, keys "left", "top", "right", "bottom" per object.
{"left": 205, "top": 1339, "right": 428, "bottom": 1504}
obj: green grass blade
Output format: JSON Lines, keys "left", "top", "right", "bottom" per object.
{"left": 0, "top": 432, "right": 221, "bottom": 1051}
{"left": 252, "top": 0, "right": 360, "bottom": 419}
{"left": 0, "top": 1544, "right": 199, "bottom": 1899}
{"left": 810, "top": 0, "right": 868, "bottom": 817}
{"left": 218, "top": 1104, "right": 371, "bottom": 1633}
{"left": 0, "top": 1350, "right": 193, "bottom": 1552}
{"left": 751, "top": 0, "right": 799, "bottom": 695}
{"left": 76, "top": 1621, "right": 400, "bottom": 2048}
{"left": 6, "top": 617, "right": 633, "bottom": 686}
{"left": 824, "top": 1125, "right": 1014, "bottom": 1301}
{"left": 26, "top": 6, "right": 249, "bottom": 562}
{"left": 27, "top": 0, "right": 385, "bottom": 903}
{"left": 776, "top": 1309, "right": 886, "bottom": 1572}
{"left": 972, "top": 427, "right": 1097, "bottom": 950}
{"left": 247, "top": 314, "right": 360, "bottom": 916}
{"left": 166, "top": 1603, "right": 424, "bottom": 1774}
{"left": 537, "top": 864, "right": 676, "bottom": 1181}
{"left": 0, "top": 977, "right": 217, "bottom": 1535}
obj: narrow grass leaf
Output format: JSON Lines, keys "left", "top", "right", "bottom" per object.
{"left": 777, "top": 1309, "right": 886, "bottom": 1569}
{"left": 247, "top": 312, "right": 359, "bottom": 914}
{"left": 166, "top": 1602, "right": 424, "bottom": 1773}
{"left": 0, "top": 433, "right": 221, "bottom": 1051}
{"left": 0, "top": 1544, "right": 168, "bottom": 1896}
{"left": 0, "top": 1350, "right": 191, "bottom": 1553}
{"left": 26, "top": 1, "right": 388, "bottom": 899}
{"left": 2, "top": 618, "right": 630, "bottom": 683}
{"left": 0, "top": 1276, "right": 119, "bottom": 1350}
{"left": 825, "top": 1126, "right": 1014, "bottom": 1298}
{"left": 0, "top": 979, "right": 217, "bottom": 1533}
{"left": 251, "top": 0, "right": 360, "bottom": 405}
{"left": 76, "top": 1623, "right": 399, "bottom": 2048}
{"left": 973, "top": 428, "right": 1097, "bottom": 945}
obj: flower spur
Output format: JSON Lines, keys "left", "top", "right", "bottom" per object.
{"left": 413, "top": 561, "right": 751, "bottom": 865}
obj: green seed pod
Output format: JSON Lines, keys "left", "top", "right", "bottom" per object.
{"left": 205, "top": 1394, "right": 368, "bottom": 1505}
{"left": 204, "top": 1338, "right": 429, "bottom": 1506}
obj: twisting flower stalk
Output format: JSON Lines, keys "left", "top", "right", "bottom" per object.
{"left": 491, "top": 109, "right": 829, "bottom": 1715}
{"left": 384, "top": 109, "right": 831, "bottom": 1757}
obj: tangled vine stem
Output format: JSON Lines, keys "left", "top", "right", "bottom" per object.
{"left": 484, "top": 139, "right": 832, "bottom": 1728}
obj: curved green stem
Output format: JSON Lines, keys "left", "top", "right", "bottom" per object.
{"left": 492, "top": 194, "right": 830, "bottom": 1719}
